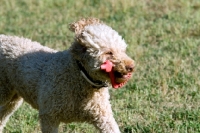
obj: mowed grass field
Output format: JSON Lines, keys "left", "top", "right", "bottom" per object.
{"left": 0, "top": 0, "right": 200, "bottom": 132}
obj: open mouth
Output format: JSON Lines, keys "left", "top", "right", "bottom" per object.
{"left": 109, "top": 71, "right": 132, "bottom": 88}
{"left": 101, "top": 60, "right": 132, "bottom": 89}
{"left": 114, "top": 71, "right": 132, "bottom": 83}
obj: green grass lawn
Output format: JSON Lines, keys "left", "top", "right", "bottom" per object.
{"left": 0, "top": 0, "right": 200, "bottom": 132}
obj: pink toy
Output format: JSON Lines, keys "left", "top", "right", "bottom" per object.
{"left": 100, "top": 60, "right": 113, "bottom": 72}
{"left": 101, "top": 60, "right": 131, "bottom": 89}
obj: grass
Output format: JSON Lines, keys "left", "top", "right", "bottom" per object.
{"left": 0, "top": 0, "right": 200, "bottom": 132}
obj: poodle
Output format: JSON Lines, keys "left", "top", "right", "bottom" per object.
{"left": 0, "top": 18, "right": 135, "bottom": 133}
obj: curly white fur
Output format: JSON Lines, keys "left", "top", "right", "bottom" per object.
{"left": 0, "top": 18, "right": 134, "bottom": 133}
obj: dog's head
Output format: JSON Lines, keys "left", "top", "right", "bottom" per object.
{"left": 69, "top": 18, "right": 135, "bottom": 88}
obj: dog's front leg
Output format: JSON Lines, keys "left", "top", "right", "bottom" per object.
{"left": 90, "top": 104, "right": 121, "bottom": 133}
{"left": 93, "top": 116, "right": 121, "bottom": 133}
{"left": 39, "top": 114, "right": 60, "bottom": 133}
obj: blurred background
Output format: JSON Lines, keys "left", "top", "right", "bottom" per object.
{"left": 0, "top": 0, "right": 200, "bottom": 132}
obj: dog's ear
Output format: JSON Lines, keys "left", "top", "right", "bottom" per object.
{"left": 69, "top": 18, "right": 103, "bottom": 49}
{"left": 69, "top": 18, "right": 102, "bottom": 35}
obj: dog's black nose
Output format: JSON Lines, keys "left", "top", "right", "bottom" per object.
{"left": 126, "top": 64, "right": 134, "bottom": 72}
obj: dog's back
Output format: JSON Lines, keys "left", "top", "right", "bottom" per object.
{"left": 0, "top": 35, "right": 57, "bottom": 108}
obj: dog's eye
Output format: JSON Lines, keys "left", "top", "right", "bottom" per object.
{"left": 106, "top": 51, "right": 113, "bottom": 55}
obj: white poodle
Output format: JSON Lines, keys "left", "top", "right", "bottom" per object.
{"left": 0, "top": 18, "right": 135, "bottom": 133}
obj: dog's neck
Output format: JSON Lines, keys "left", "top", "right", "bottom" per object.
{"left": 76, "top": 60, "right": 108, "bottom": 88}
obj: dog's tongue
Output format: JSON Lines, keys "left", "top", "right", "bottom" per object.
{"left": 101, "top": 60, "right": 130, "bottom": 89}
